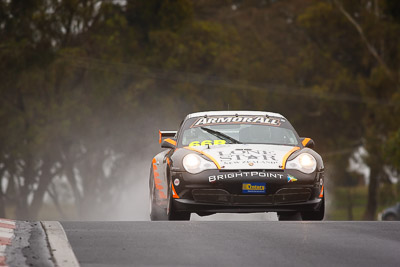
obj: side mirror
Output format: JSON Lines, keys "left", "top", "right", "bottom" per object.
{"left": 301, "top": 137, "right": 315, "bottom": 149}
{"left": 161, "top": 138, "right": 177, "bottom": 149}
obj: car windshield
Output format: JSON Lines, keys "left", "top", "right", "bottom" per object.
{"left": 180, "top": 123, "right": 298, "bottom": 147}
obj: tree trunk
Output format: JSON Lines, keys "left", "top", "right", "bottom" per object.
{"left": 363, "top": 164, "right": 380, "bottom": 220}
{"left": 0, "top": 192, "right": 5, "bottom": 218}
{"left": 347, "top": 187, "right": 353, "bottom": 220}
{"left": 64, "top": 158, "right": 82, "bottom": 208}
{"left": 29, "top": 159, "right": 54, "bottom": 220}
{"left": 15, "top": 193, "right": 30, "bottom": 219}
{"left": 0, "top": 168, "right": 6, "bottom": 217}
{"left": 47, "top": 183, "right": 67, "bottom": 219}
{"left": 16, "top": 157, "right": 35, "bottom": 219}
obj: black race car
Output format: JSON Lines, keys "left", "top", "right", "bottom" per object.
{"left": 149, "top": 111, "right": 324, "bottom": 221}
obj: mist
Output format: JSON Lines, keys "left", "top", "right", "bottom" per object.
{"left": 1, "top": 0, "right": 399, "bottom": 222}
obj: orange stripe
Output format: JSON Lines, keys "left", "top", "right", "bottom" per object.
{"left": 281, "top": 147, "right": 300, "bottom": 169}
{"left": 155, "top": 184, "right": 164, "bottom": 190}
{"left": 171, "top": 184, "right": 179, "bottom": 199}
{"left": 319, "top": 185, "right": 324, "bottom": 198}
{"left": 152, "top": 158, "right": 166, "bottom": 199}
{"left": 152, "top": 158, "right": 158, "bottom": 172}
{"left": 302, "top": 138, "right": 311, "bottom": 147}
{"left": 159, "top": 191, "right": 167, "bottom": 199}
{"left": 166, "top": 158, "right": 170, "bottom": 165}
{"left": 184, "top": 147, "right": 221, "bottom": 169}
{"left": 159, "top": 130, "right": 162, "bottom": 143}
{"left": 164, "top": 138, "right": 177, "bottom": 146}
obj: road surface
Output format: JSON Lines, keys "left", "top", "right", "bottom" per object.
{"left": 2, "top": 220, "right": 400, "bottom": 266}
{"left": 61, "top": 221, "right": 400, "bottom": 267}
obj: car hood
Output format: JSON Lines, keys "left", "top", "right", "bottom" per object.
{"left": 188, "top": 144, "right": 298, "bottom": 170}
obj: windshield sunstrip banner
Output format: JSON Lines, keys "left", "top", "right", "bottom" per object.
{"left": 191, "top": 116, "right": 281, "bottom": 128}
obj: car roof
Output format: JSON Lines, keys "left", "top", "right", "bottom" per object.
{"left": 185, "top": 110, "right": 286, "bottom": 120}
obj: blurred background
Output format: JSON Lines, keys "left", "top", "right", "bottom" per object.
{"left": 0, "top": 0, "right": 399, "bottom": 221}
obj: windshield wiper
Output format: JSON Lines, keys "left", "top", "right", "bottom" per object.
{"left": 200, "top": 127, "right": 242, "bottom": 144}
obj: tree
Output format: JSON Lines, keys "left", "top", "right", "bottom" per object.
{"left": 298, "top": 0, "right": 400, "bottom": 219}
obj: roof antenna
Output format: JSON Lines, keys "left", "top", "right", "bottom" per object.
{"left": 227, "top": 103, "right": 230, "bottom": 111}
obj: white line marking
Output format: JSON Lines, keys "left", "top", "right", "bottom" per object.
{"left": 41, "top": 221, "right": 80, "bottom": 267}
{"left": 0, "top": 228, "right": 13, "bottom": 235}
{"left": 0, "top": 231, "right": 13, "bottom": 239}
{"left": 0, "top": 220, "right": 15, "bottom": 226}
{"left": 0, "top": 245, "right": 6, "bottom": 256}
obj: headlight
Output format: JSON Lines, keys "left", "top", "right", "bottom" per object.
{"left": 182, "top": 153, "right": 217, "bottom": 174}
{"left": 286, "top": 153, "right": 316, "bottom": 174}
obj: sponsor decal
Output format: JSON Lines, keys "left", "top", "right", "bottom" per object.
{"left": 191, "top": 116, "right": 281, "bottom": 128}
{"left": 189, "top": 140, "right": 226, "bottom": 147}
{"left": 218, "top": 149, "right": 278, "bottom": 165}
{"left": 287, "top": 174, "right": 298, "bottom": 183}
{"left": 242, "top": 182, "right": 266, "bottom": 194}
{"left": 209, "top": 171, "right": 284, "bottom": 183}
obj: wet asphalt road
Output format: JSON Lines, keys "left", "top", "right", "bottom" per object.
{"left": 61, "top": 221, "right": 400, "bottom": 267}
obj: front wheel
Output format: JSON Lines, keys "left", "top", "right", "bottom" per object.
{"left": 169, "top": 211, "right": 191, "bottom": 221}
{"left": 167, "top": 181, "right": 190, "bottom": 221}
{"left": 301, "top": 196, "right": 325, "bottom": 221}
{"left": 277, "top": 211, "right": 302, "bottom": 221}
{"left": 149, "top": 171, "right": 167, "bottom": 221}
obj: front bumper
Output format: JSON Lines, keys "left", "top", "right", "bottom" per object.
{"left": 171, "top": 169, "right": 324, "bottom": 214}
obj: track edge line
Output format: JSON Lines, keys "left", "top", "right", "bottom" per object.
{"left": 41, "top": 221, "right": 80, "bottom": 267}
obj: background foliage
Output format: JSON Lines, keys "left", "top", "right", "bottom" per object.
{"left": 0, "top": 0, "right": 399, "bottom": 220}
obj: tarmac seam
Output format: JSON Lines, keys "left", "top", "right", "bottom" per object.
{"left": 41, "top": 221, "right": 80, "bottom": 267}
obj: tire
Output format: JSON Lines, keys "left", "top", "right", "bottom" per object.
{"left": 169, "top": 211, "right": 191, "bottom": 221}
{"left": 383, "top": 213, "right": 397, "bottom": 221}
{"left": 301, "top": 196, "right": 325, "bottom": 221}
{"left": 166, "top": 181, "right": 190, "bottom": 221}
{"left": 149, "top": 171, "right": 167, "bottom": 221}
{"left": 278, "top": 212, "right": 302, "bottom": 221}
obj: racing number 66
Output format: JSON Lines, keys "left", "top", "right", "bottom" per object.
{"left": 189, "top": 140, "right": 226, "bottom": 147}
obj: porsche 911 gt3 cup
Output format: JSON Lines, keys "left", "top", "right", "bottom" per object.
{"left": 149, "top": 111, "right": 324, "bottom": 221}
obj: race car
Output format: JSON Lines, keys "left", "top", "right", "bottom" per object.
{"left": 149, "top": 111, "right": 324, "bottom": 221}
